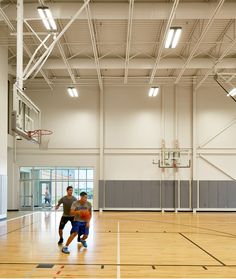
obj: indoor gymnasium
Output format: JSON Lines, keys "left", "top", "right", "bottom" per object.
{"left": 0, "top": 0, "right": 236, "bottom": 278}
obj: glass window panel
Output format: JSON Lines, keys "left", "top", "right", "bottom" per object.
{"left": 56, "top": 182, "right": 64, "bottom": 205}
{"left": 51, "top": 182, "right": 56, "bottom": 206}
{"left": 51, "top": 169, "right": 56, "bottom": 180}
{"left": 68, "top": 181, "right": 79, "bottom": 198}
{"left": 33, "top": 180, "right": 40, "bottom": 207}
{"left": 40, "top": 169, "right": 51, "bottom": 179}
{"left": 57, "top": 169, "right": 69, "bottom": 180}
{"left": 86, "top": 188, "right": 93, "bottom": 203}
{"left": 19, "top": 167, "right": 94, "bottom": 209}
{"left": 20, "top": 180, "right": 32, "bottom": 208}
{"left": 32, "top": 167, "right": 54, "bottom": 180}
{"left": 79, "top": 169, "right": 86, "bottom": 180}
{"left": 87, "top": 169, "right": 93, "bottom": 180}
{"left": 63, "top": 181, "right": 69, "bottom": 194}
{"left": 79, "top": 181, "right": 86, "bottom": 189}
{"left": 87, "top": 181, "right": 93, "bottom": 189}
{"left": 68, "top": 169, "right": 78, "bottom": 180}
{"left": 20, "top": 167, "right": 32, "bottom": 179}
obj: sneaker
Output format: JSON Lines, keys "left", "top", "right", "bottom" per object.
{"left": 77, "top": 237, "right": 81, "bottom": 243}
{"left": 62, "top": 246, "right": 70, "bottom": 254}
{"left": 81, "top": 240, "right": 87, "bottom": 248}
{"left": 58, "top": 238, "right": 63, "bottom": 245}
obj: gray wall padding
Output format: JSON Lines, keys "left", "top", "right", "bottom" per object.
{"left": 99, "top": 180, "right": 236, "bottom": 210}
{"left": 180, "top": 181, "right": 190, "bottom": 208}
{"left": 199, "top": 181, "right": 236, "bottom": 208}
{"left": 161, "top": 180, "right": 175, "bottom": 208}
{"left": 101, "top": 180, "right": 161, "bottom": 208}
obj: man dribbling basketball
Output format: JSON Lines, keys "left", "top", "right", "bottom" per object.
{"left": 62, "top": 191, "right": 92, "bottom": 254}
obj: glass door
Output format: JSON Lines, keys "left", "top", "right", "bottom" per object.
{"left": 19, "top": 180, "right": 34, "bottom": 210}
{"left": 39, "top": 181, "right": 52, "bottom": 208}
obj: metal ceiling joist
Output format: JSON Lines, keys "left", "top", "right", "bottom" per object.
{"left": 58, "top": 19, "right": 80, "bottom": 80}
{"left": 0, "top": 0, "right": 52, "bottom": 88}
{"left": 196, "top": 25, "right": 236, "bottom": 89}
{"left": 149, "top": 0, "right": 179, "bottom": 84}
{"left": 169, "top": 19, "right": 201, "bottom": 77}
{"left": 57, "top": 41, "right": 76, "bottom": 84}
{"left": 175, "top": 0, "right": 226, "bottom": 84}
{"left": 16, "top": 0, "right": 23, "bottom": 89}
{"left": 0, "top": 5, "right": 14, "bottom": 30}
{"left": 3, "top": 3, "right": 236, "bottom": 21}
{"left": 124, "top": 0, "right": 134, "bottom": 84}
{"left": 23, "top": 0, "right": 91, "bottom": 81}
{"left": 40, "top": 57, "right": 236, "bottom": 70}
{"left": 196, "top": 20, "right": 236, "bottom": 89}
{"left": 23, "top": 33, "right": 51, "bottom": 78}
{"left": 84, "top": 0, "right": 103, "bottom": 90}
{"left": 23, "top": 44, "right": 53, "bottom": 89}
{"left": 208, "top": 19, "right": 234, "bottom": 58}
{"left": 23, "top": 19, "right": 53, "bottom": 89}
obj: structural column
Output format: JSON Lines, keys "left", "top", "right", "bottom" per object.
{"left": 0, "top": 46, "right": 8, "bottom": 219}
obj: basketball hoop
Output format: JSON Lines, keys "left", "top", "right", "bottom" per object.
{"left": 27, "top": 129, "right": 53, "bottom": 149}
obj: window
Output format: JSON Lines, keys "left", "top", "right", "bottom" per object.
{"left": 19, "top": 167, "right": 94, "bottom": 209}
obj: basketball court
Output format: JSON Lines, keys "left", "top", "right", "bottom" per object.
{"left": 1, "top": 0, "right": 236, "bottom": 278}
{"left": 1, "top": 211, "right": 236, "bottom": 278}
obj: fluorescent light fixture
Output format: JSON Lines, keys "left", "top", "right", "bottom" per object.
{"left": 148, "top": 87, "right": 159, "bottom": 97}
{"left": 37, "top": 6, "right": 57, "bottom": 31}
{"left": 165, "top": 27, "right": 182, "bottom": 48}
{"left": 227, "top": 88, "right": 236, "bottom": 97}
{"left": 67, "top": 87, "right": 79, "bottom": 98}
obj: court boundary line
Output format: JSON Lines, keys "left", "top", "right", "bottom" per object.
{"left": 116, "top": 221, "right": 120, "bottom": 278}
{"left": 5, "top": 212, "right": 39, "bottom": 222}
{"left": 116, "top": 216, "right": 236, "bottom": 238}
{"left": 179, "top": 232, "right": 225, "bottom": 266}
{"left": 1, "top": 262, "right": 235, "bottom": 267}
{"left": 1, "top": 278, "right": 236, "bottom": 279}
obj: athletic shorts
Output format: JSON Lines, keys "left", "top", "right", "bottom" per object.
{"left": 70, "top": 221, "right": 89, "bottom": 236}
{"left": 59, "top": 216, "right": 74, "bottom": 230}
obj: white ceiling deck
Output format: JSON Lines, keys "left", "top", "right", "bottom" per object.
{"left": 1, "top": 0, "right": 236, "bottom": 90}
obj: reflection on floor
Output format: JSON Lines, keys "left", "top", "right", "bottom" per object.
{"left": 1, "top": 211, "right": 236, "bottom": 278}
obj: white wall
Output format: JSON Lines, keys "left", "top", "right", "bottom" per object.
{"left": 196, "top": 84, "right": 236, "bottom": 180}
{"left": 18, "top": 86, "right": 100, "bottom": 148}
{"left": 105, "top": 85, "right": 162, "bottom": 148}
{"left": 10, "top": 82, "right": 236, "bottom": 210}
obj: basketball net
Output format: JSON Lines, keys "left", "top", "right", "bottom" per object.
{"left": 27, "top": 129, "right": 53, "bottom": 149}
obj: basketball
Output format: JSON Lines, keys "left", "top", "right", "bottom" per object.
{"left": 79, "top": 210, "right": 91, "bottom": 220}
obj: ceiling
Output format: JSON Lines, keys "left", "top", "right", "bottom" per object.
{"left": 1, "top": 0, "right": 236, "bottom": 90}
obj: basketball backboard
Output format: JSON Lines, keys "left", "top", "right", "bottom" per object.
{"left": 11, "top": 84, "right": 41, "bottom": 143}
{"left": 154, "top": 148, "right": 191, "bottom": 168}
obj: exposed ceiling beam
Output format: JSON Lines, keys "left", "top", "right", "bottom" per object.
{"left": 2, "top": 3, "right": 236, "bottom": 20}
{"left": 149, "top": 0, "right": 179, "bottom": 84}
{"left": 23, "top": 0, "right": 91, "bottom": 81}
{"left": 0, "top": 5, "right": 14, "bottom": 30}
{"left": 196, "top": 36, "right": 236, "bottom": 89}
{"left": 57, "top": 41, "right": 76, "bottom": 83}
{"left": 0, "top": 4, "right": 53, "bottom": 88}
{"left": 58, "top": 19, "right": 80, "bottom": 79}
{"left": 84, "top": 0, "right": 103, "bottom": 90}
{"left": 124, "top": 0, "right": 134, "bottom": 84}
{"left": 13, "top": 57, "right": 236, "bottom": 70}
{"left": 22, "top": 75, "right": 225, "bottom": 89}
{"left": 195, "top": 19, "right": 235, "bottom": 89}
{"left": 175, "top": 0, "right": 226, "bottom": 84}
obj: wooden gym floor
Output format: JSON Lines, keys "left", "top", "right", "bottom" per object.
{"left": 1, "top": 211, "right": 236, "bottom": 278}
